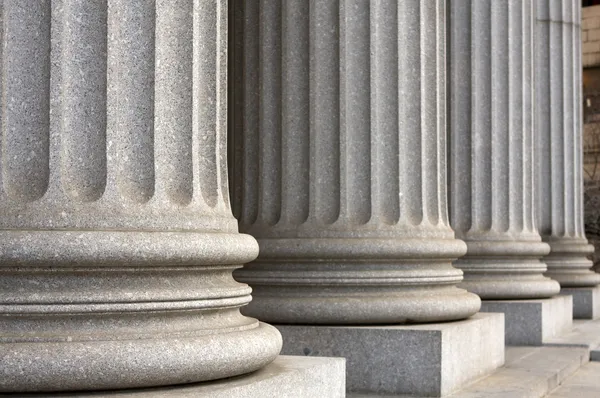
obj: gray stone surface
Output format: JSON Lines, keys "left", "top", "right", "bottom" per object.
{"left": 448, "top": 0, "right": 561, "bottom": 300}
{"left": 545, "top": 318, "right": 600, "bottom": 352}
{"left": 548, "top": 361, "right": 600, "bottom": 398}
{"left": 481, "top": 295, "right": 573, "bottom": 345}
{"left": 0, "top": 0, "right": 282, "bottom": 392}
{"left": 275, "top": 313, "right": 504, "bottom": 396}
{"left": 562, "top": 286, "right": 600, "bottom": 319}
{"left": 1, "top": 356, "right": 345, "bottom": 398}
{"left": 448, "top": 346, "right": 589, "bottom": 398}
{"left": 535, "top": 0, "right": 600, "bottom": 288}
{"left": 229, "top": 0, "right": 480, "bottom": 325}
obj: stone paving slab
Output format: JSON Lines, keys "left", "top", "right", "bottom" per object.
{"left": 544, "top": 319, "right": 600, "bottom": 354}
{"left": 349, "top": 346, "right": 590, "bottom": 397}
{"left": 447, "top": 346, "right": 589, "bottom": 398}
{"left": 547, "top": 362, "right": 600, "bottom": 397}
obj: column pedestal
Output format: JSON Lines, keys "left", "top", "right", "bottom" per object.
{"left": 481, "top": 295, "right": 573, "bottom": 345}
{"left": 4, "top": 357, "right": 346, "bottom": 398}
{"left": 275, "top": 313, "right": 504, "bottom": 397}
{"left": 561, "top": 286, "right": 600, "bottom": 319}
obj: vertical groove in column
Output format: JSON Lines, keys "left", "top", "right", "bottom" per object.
{"left": 107, "top": 0, "right": 155, "bottom": 203}
{"left": 281, "top": 0, "right": 309, "bottom": 225}
{"left": 535, "top": 0, "right": 599, "bottom": 287}
{"left": 339, "top": 0, "right": 371, "bottom": 225}
{"left": 491, "top": 1, "right": 510, "bottom": 233}
{"left": 194, "top": 0, "right": 219, "bottom": 208}
{"left": 232, "top": 0, "right": 480, "bottom": 325}
{"left": 1, "top": 0, "right": 50, "bottom": 202}
{"left": 508, "top": 1, "right": 524, "bottom": 233}
{"left": 309, "top": 0, "right": 340, "bottom": 225}
{"left": 60, "top": 0, "right": 107, "bottom": 202}
{"left": 370, "top": 0, "right": 399, "bottom": 225}
{"left": 421, "top": 0, "right": 440, "bottom": 225}
{"left": 449, "top": 0, "right": 472, "bottom": 235}
{"left": 398, "top": 0, "right": 423, "bottom": 226}
{"left": 472, "top": 0, "right": 493, "bottom": 233}
{"left": 155, "top": 0, "right": 193, "bottom": 206}
{"left": 449, "top": 0, "right": 560, "bottom": 299}
{"left": 257, "top": 0, "right": 282, "bottom": 226}
{"left": 235, "top": 0, "right": 260, "bottom": 225}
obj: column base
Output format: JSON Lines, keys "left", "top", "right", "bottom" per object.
{"left": 274, "top": 313, "right": 504, "bottom": 397}
{"left": 561, "top": 287, "right": 600, "bottom": 319}
{"left": 481, "top": 295, "right": 573, "bottom": 345}
{"left": 9, "top": 356, "right": 345, "bottom": 398}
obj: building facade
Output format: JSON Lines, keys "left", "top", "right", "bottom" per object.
{"left": 0, "top": 0, "right": 597, "bottom": 396}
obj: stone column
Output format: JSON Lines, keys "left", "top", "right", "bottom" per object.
{"left": 448, "top": 0, "right": 561, "bottom": 299}
{"left": 230, "top": 0, "right": 481, "bottom": 324}
{"left": 535, "top": 0, "right": 600, "bottom": 287}
{"left": 0, "top": 0, "right": 281, "bottom": 392}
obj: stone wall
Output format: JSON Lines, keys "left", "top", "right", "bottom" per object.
{"left": 583, "top": 5, "right": 600, "bottom": 67}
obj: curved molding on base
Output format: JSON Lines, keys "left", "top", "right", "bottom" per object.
{"left": 455, "top": 240, "right": 561, "bottom": 299}
{"left": 235, "top": 237, "right": 481, "bottom": 324}
{"left": 0, "top": 321, "right": 282, "bottom": 392}
{"left": 544, "top": 240, "right": 600, "bottom": 287}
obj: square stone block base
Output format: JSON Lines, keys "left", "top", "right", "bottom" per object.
{"left": 481, "top": 295, "right": 573, "bottom": 346}
{"left": 275, "top": 313, "right": 504, "bottom": 397}
{"left": 561, "top": 286, "right": 600, "bottom": 319}
{"left": 12, "top": 356, "right": 345, "bottom": 398}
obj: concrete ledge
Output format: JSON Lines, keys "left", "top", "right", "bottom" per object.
{"left": 561, "top": 286, "right": 600, "bottom": 319}
{"left": 8, "top": 356, "right": 345, "bottom": 398}
{"left": 481, "top": 295, "right": 573, "bottom": 345}
{"left": 449, "top": 346, "right": 589, "bottom": 398}
{"left": 545, "top": 319, "right": 600, "bottom": 352}
{"left": 275, "top": 313, "right": 504, "bottom": 397}
{"left": 548, "top": 362, "right": 600, "bottom": 398}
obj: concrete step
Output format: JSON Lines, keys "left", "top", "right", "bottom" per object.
{"left": 547, "top": 362, "right": 600, "bottom": 397}
{"left": 350, "top": 346, "right": 589, "bottom": 397}
{"left": 447, "top": 346, "right": 589, "bottom": 398}
{"left": 544, "top": 319, "right": 600, "bottom": 352}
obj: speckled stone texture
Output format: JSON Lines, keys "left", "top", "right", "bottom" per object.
{"left": 481, "top": 295, "right": 573, "bottom": 345}
{"left": 561, "top": 287, "right": 600, "bottom": 319}
{"left": 448, "top": 0, "right": 560, "bottom": 299}
{"left": 275, "top": 313, "right": 504, "bottom": 397}
{"left": 0, "top": 0, "right": 282, "bottom": 392}
{"left": 535, "top": 0, "right": 600, "bottom": 288}
{"left": 6, "top": 356, "right": 346, "bottom": 398}
{"left": 229, "top": 0, "right": 480, "bottom": 325}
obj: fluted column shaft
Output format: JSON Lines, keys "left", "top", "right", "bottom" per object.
{"left": 535, "top": 0, "right": 600, "bottom": 287}
{"left": 0, "top": 0, "right": 281, "bottom": 392}
{"left": 230, "top": 0, "right": 481, "bottom": 325}
{"left": 448, "top": 0, "right": 560, "bottom": 299}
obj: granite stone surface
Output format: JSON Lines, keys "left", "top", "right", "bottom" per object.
{"left": 448, "top": 0, "right": 561, "bottom": 300}
{"left": 275, "top": 313, "right": 504, "bottom": 397}
{"left": 481, "top": 295, "right": 573, "bottom": 345}
{"left": 1, "top": 356, "right": 345, "bottom": 398}
{"left": 449, "top": 346, "right": 590, "bottom": 398}
{"left": 562, "top": 287, "right": 600, "bottom": 319}
{"left": 230, "top": 0, "right": 480, "bottom": 325}
{"left": 0, "top": 0, "right": 282, "bottom": 392}
{"left": 535, "top": 0, "right": 600, "bottom": 288}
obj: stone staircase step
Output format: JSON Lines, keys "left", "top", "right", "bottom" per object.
{"left": 448, "top": 346, "right": 589, "bottom": 398}
{"left": 546, "top": 362, "right": 600, "bottom": 397}
{"left": 544, "top": 319, "right": 600, "bottom": 351}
